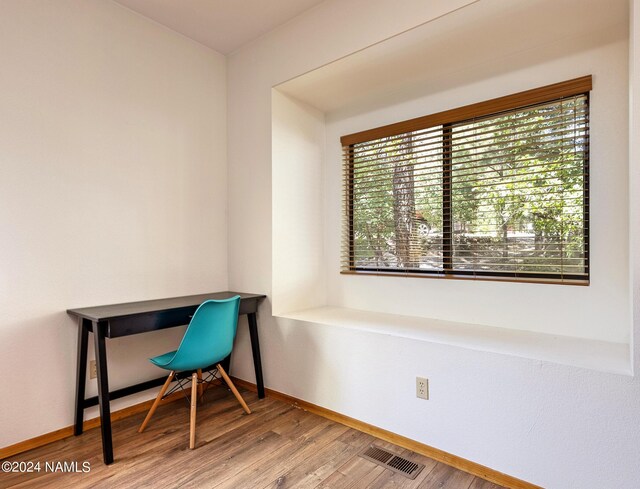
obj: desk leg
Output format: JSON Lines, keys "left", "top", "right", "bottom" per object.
{"left": 247, "top": 313, "right": 265, "bottom": 399}
{"left": 74, "top": 319, "right": 89, "bottom": 436}
{"left": 93, "top": 321, "right": 113, "bottom": 465}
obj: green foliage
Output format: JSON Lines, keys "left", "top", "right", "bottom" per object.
{"left": 349, "top": 97, "right": 588, "bottom": 277}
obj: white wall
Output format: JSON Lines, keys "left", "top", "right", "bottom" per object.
{"left": 272, "top": 91, "right": 326, "bottom": 315}
{"left": 228, "top": 0, "right": 640, "bottom": 487}
{"left": 0, "top": 0, "right": 227, "bottom": 447}
{"left": 324, "top": 38, "right": 629, "bottom": 343}
{"left": 632, "top": 0, "right": 640, "bottom": 377}
{"left": 227, "top": 0, "right": 478, "bottom": 298}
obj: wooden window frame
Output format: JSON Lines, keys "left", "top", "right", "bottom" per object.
{"left": 341, "top": 76, "right": 592, "bottom": 285}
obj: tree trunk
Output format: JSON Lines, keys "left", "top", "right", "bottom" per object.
{"left": 502, "top": 220, "right": 509, "bottom": 259}
{"left": 393, "top": 136, "right": 415, "bottom": 268}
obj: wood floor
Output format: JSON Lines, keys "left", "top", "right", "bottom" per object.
{"left": 1, "top": 386, "right": 506, "bottom": 489}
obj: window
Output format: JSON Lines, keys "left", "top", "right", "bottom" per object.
{"left": 341, "top": 76, "right": 591, "bottom": 284}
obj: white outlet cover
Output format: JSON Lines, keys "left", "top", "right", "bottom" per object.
{"left": 416, "top": 377, "right": 429, "bottom": 400}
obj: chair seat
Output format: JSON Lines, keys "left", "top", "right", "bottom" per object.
{"left": 150, "top": 350, "right": 177, "bottom": 369}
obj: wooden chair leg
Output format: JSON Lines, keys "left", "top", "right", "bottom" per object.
{"left": 189, "top": 372, "right": 197, "bottom": 449}
{"left": 217, "top": 364, "right": 251, "bottom": 415}
{"left": 138, "top": 371, "right": 175, "bottom": 433}
{"left": 197, "top": 369, "right": 203, "bottom": 402}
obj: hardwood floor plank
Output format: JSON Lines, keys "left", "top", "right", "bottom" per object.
{"left": 1, "top": 387, "right": 505, "bottom": 489}
{"left": 417, "top": 462, "right": 476, "bottom": 489}
{"left": 313, "top": 442, "right": 396, "bottom": 489}
{"left": 315, "top": 462, "right": 387, "bottom": 489}
{"left": 264, "top": 430, "right": 374, "bottom": 489}
{"left": 211, "top": 417, "right": 349, "bottom": 489}
{"left": 106, "top": 404, "right": 299, "bottom": 488}
{"left": 174, "top": 408, "right": 323, "bottom": 488}
{"left": 469, "top": 476, "right": 508, "bottom": 489}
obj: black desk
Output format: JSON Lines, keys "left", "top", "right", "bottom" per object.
{"left": 68, "top": 291, "right": 266, "bottom": 465}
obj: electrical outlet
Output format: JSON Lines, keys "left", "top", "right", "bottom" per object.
{"left": 416, "top": 377, "right": 429, "bottom": 400}
{"left": 90, "top": 360, "right": 97, "bottom": 379}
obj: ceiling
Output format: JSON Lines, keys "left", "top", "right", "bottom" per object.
{"left": 113, "top": 0, "right": 326, "bottom": 54}
{"left": 276, "top": 0, "right": 629, "bottom": 116}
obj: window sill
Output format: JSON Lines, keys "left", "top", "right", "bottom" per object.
{"left": 340, "top": 270, "right": 589, "bottom": 286}
{"left": 275, "top": 306, "right": 631, "bottom": 376}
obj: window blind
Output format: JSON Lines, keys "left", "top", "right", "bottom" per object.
{"left": 341, "top": 77, "right": 591, "bottom": 284}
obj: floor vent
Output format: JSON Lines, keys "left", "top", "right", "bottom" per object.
{"left": 359, "top": 445, "right": 425, "bottom": 480}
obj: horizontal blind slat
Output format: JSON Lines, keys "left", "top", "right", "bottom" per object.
{"left": 347, "top": 110, "right": 588, "bottom": 160}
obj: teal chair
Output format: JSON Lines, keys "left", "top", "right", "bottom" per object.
{"left": 138, "top": 296, "right": 251, "bottom": 449}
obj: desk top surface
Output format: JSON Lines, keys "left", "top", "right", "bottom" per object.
{"left": 67, "top": 291, "right": 266, "bottom": 322}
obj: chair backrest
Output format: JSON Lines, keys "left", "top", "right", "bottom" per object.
{"left": 165, "top": 296, "right": 241, "bottom": 372}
